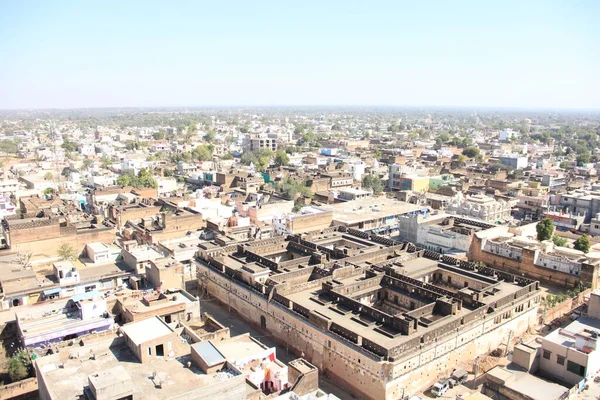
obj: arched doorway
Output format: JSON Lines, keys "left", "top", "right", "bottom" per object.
{"left": 260, "top": 315, "right": 266, "bottom": 329}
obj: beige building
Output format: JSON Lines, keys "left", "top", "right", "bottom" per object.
{"left": 197, "top": 227, "right": 541, "bottom": 399}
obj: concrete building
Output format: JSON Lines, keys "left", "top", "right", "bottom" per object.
{"left": 336, "top": 187, "right": 372, "bottom": 201}
{"left": 468, "top": 226, "right": 600, "bottom": 290}
{"left": 445, "top": 193, "right": 517, "bottom": 223}
{"left": 322, "top": 197, "right": 428, "bottom": 232}
{"left": 116, "top": 289, "right": 199, "bottom": 324}
{"left": 272, "top": 207, "right": 333, "bottom": 236}
{"left": 498, "top": 155, "right": 528, "bottom": 169}
{"left": 397, "top": 213, "right": 502, "bottom": 255}
{"left": 17, "top": 296, "right": 114, "bottom": 348}
{"left": 197, "top": 227, "right": 540, "bottom": 400}
{"left": 557, "top": 190, "right": 600, "bottom": 223}
{"left": 35, "top": 328, "right": 247, "bottom": 400}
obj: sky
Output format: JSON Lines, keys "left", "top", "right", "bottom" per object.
{"left": 0, "top": 1, "right": 599, "bottom": 109}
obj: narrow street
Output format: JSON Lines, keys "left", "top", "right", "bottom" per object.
{"left": 199, "top": 294, "right": 358, "bottom": 400}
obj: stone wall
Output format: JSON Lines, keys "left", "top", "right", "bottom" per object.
{"left": 469, "top": 235, "right": 593, "bottom": 289}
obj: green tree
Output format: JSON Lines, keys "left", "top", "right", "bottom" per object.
{"left": 152, "top": 130, "right": 166, "bottom": 140}
{"left": 462, "top": 146, "right": 480, "bottom": 158}
{"left": 576, "top": 152, "right": 591, "bottom": 166}
{"left": 43, "top": 172, "right": 53, "bottom": 181}
{"left": 536, "top": 218, "right": 555, "bottom": 241}
{"left": 203, "top": 131, "right": 216, "bottom": 143}
{"left": 552, "top": 235, "right": 568, "bottom": 247}
{"left": 559, "top": 161, "right": 569, "bottom": 169}
{"left": 274, "top": 150, "right": 290, "bottom": 167}
{"left": 574, "top": 235, "right": 591, "bottom": 253}
{"left": 8, "top": 349, "right": 31, "bottom": 382}
{"left": 57, "top": 243, "right": 77, "bottom": 260}
{"left": 240, "top": 152, "right": 258, "bottom": 166}
{"left": 362, "top": 174, "right": 384, "bottom": 195}
{"left": 374, "top": 150, "right": 382, "bottom": 159}
{"left": 82, "top": 158, "right": 94, "bottom": 170}
{"left": 193, "top": 145, "right": 213, "bottom": 162}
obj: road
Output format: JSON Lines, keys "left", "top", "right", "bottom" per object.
{"left": 199, "top": 294, "right": 359, "bottom": 400}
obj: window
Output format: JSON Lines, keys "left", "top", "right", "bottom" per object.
{"left": 567, "top": 361, "right": 586, "bottom": 377}
{"left": 148, "top": 347, "right": 152, "bottom": 356}
{"left": 557, "top": 355, "right": 565, "bottom": 365}
{"left": 543, "top": 350, "right": 551, "bottom": 359}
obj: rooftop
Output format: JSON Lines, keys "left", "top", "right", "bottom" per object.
{"left": 36, "top": 338, "right": 240, "bottom": 400}
{"left": 121, "top": 316, "right": 174, "bottom": 346}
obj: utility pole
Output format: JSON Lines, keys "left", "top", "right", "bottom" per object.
{"left": 505, "top": 329, "right": 514, "bottom": 356}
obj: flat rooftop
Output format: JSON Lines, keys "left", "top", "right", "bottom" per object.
{"left": 120, "top": 291, "right": 195, "bottom": 318}
{"left": 487, "top": 364, "right": 568, "bottom": 400}
{"left": 121, "top": 316, "right": 174, "bottom": 346}
{"left": 544, "top": 316, "right": 600, "bottom": 348}
{"left": 323, "top": 198, "right": 425, "bottom": 224}
{"left": 36, "top": 339, "right": 239, "bottom": 400}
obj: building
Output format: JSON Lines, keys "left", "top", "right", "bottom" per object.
{"left": 115, "top": 289, "right": 199, "bottom": 324}
{"left": 336, "top": 187, "right": 372, "bottom": 201}
{"left": 445, "top": 193, "right": 517, "bottom": 223}
{"left": 247, "top": 134, "right": 278, "bottom": 152}
{"left": 35, "top": 320, "right": 247, "bottom": 400}
{"left": 468, "top": 226, "right": 600, "bottom": 290}
{"left": 272, "top": 206, "right": 333, "bottom": 236}
{"left": 397, "top": 213, "right": 502, "bottom": 255}
{"left": 322, "top": 197, "right": 428, "bottom": 232}
{"left": 197, "top": 227, "right": 540, "bottom": 399}
{"left": 17, "top": 296, "right": 114, "bottom": 348}
{"left": 498, "top": 155, "right": 528, "bottom": 169}
{"left": 557, "top": 190, "right": 600, "bottom": 223}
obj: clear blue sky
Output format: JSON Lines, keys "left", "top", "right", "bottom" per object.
{"left": 1, "top": 1, "right": 598, "bottom": 109}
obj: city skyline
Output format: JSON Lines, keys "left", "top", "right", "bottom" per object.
{"left": 1, "top": 0, "right": 599, "bottom": 109}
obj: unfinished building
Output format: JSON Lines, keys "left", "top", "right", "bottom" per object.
{"left": 197, "top": 226, "right": 541, "bottom": 400}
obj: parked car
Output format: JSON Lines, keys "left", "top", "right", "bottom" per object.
{"left": 449, "top": 368, "right": 468, "bottom": 387}
{"left": 431, "top": 378, "right": 450, "bottom": 397}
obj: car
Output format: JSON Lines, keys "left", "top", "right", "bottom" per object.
{"left": 449, "top": 367, "right": 469, "bottom": 387}
{"left": 431, "top": 378, "right": 450, "bottom": 397}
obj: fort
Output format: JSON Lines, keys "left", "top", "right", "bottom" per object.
{"left": 197, "top": 226, "right": 541, "bottom": 400}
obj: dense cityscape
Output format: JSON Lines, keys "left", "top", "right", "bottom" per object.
{"left": 0, "top": 107, "right": 598, "bottom": 400}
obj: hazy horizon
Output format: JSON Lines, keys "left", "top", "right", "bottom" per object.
{"left": 1, "top": 1, "right": 598, "bottom": 110}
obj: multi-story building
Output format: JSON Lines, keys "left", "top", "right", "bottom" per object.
{"left": 468, "top": 226, "right": 600, "bottom": 290}
{"left": 246, "top": 134, "right": 279, "bottom": 153}
{"left": 556, "top": 190, "right": 600, "bottom": 223}
{"left": 397, "top": 213, "right": 501, "bottom": 254}
{"left": 197, "top": 228, "right": 540, "bottom": 399}
{"left": 445, "top": 193, "right": 517, "bottom": 223}
{"left": 498, "top": 155, "right": 528, "bottom": 169}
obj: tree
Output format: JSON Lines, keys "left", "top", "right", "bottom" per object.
{"left": 362, "top": 175, "right": 384, "bottom": 195}
{"left": 43, "top": 187, "right": 54, "bottom": 195}
{"left": 240, "top": 152, "right": 258, "bottom": 166}
{"left": 552, "top": 235, "right": 568, "bottom": 247}
{"left": 152, "top": 130, "right": 166, "bottom": 140}
{"left": 203, "top": 131, "right": 216, "bottom": 143}
{"left": 43, "top": 172, "right": 53, "bottom": 181}
{"left": 57, "top": 243, "right": 77, "bottom": 260}
{"left": 82, "top": 158, "right": 94, "bottom": 170}
{"left": 574, "top": 235, "right": 591, "bottom": 253}
{"left": 0, "top": 139, "right": 19, "bottom": 155}
{"left": 559, "top": 161, "right": 569, "bottom": 169}
{"left": 576, "top": 152, "right": 591, "bottom": 166}
{"left": 8, "top": 349, "right": 31, "bottom": 382}
{"left": 536, "top": 218, "right": 555, "bottom": 241}
{"left": 374, "top": 150, "right": 382, "bottom": 159}
{"left": 462, "top": 146, "right": 480, "bottom": 158}
{"left": 274, "top": 150, "right": 289, "bottom": 167}
{"left": 193, "top": 145, "right": 213, "bottom": 162}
